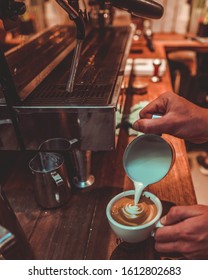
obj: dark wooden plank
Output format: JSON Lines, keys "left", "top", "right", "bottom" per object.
{"left": 84, "top": 186, "right": 122, "bottom": 260}
{"left": 29, "top": 188, "right": 100, "bottom": 259}
{"left": 3, "top": 151, "right": 41, "bottom": 239}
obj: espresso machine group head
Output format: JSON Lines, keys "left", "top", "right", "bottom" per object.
{"left": 0, "top": 0, "right": 164, "bottom": 26}
{"left": 107, "top": 0, "right": 163, "bottom": 19}
{"left": 58, "top": 0, "right": 164, "bottom": 19}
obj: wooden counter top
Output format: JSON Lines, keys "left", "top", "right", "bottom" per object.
{"left": 2, "top": 33, "right": 197, "bottom": 260}
{"left": 155, "top": 33, "right": 208, "bottom": 49}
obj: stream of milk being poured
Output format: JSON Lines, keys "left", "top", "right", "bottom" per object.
{"left": 134, "top": 181, "right": 146, "bottom": 205}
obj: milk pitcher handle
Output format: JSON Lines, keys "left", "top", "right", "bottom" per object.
{"left": 69, "top": 138, "right": 78, "bottom": 146}
{"left": 51, "top": 171, "right": 64, "bottom": 187}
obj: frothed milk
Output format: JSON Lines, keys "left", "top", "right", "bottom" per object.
{"left": 134, "top": 181, "right": 145, "bottom": 205}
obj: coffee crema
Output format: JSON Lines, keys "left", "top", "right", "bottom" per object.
{"left": 111, "top": 195, "right": 157, "bottom": 226}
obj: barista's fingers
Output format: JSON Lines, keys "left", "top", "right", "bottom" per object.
{"left": 155, "top": 206, "right": 206, "bottom": 243}
{"left": 155, "top": 240, "right": 181, "bottom": 253}
{"left": 139, "top": 93, "right": 169, "bottom": 118}
{"left": 154, "top": 225, "right": 181, "bottom": 242}
{"left": 133, "top": 117, "right": 167, "bottom": 134}
{"left": 160, "top": 206, "right": 203, "bottom": 226}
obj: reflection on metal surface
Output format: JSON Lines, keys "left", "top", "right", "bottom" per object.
{"left": 0, "top": 225, "right": 15, "bottom": 255}
{"left": 0, "top": 119, "right": 12, "bottom": 125}
{"left": 6, "top": 25, "right": 77, "bottom": 101}
{"left": 66, "top": 39, "right": 83, "bottom": 93}
{"left": 29, "top": 152, "right": 71, "bottom": 208}
{"left": 72, "top": 150, "right": 95, "bottom": 188}
{"left": 11, "top": 25, "right": 134, "bottom": 151}
{"left": 37, "top": 137, "right": 94, "bottom": 188}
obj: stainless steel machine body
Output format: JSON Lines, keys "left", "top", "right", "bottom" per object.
{"left": 5, "top": 24, "right": 134, "bottom": 151}
{"left": 0, "top": 0, "right": 163, "bottom": 188}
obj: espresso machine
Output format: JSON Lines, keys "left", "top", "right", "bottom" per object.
{"left": 0, "top": 0, "right": 164, "bottom": 188}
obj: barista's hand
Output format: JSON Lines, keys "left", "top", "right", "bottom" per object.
{"left": 154, "top": 205, "right": 208, "bottom": 259}
{"left": 132, "top": 92, "right": 208, "bottom": 143}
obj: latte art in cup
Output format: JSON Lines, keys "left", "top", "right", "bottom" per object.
{"left": 106, "top": 191, "right": 163, "bottom": 243}
{"left": 111, "top": 195, "right": 157, "bottom": 227}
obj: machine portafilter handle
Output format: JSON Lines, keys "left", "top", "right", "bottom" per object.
{"left": 107, "top": 0, "right": 164, "bottom": 19}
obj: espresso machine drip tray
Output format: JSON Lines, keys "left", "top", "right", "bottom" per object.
{"left": 5, "top": 24, "right": 134, "bottom": 151}
{"left": 24, "top": 84, "right": 112, "bottom": 106}
{"left": 20, "top": 26, "right": 130, "bottom": 107}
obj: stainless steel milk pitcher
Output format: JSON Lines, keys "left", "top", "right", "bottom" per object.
{"left": 29, "top": 152, "right": 71, "bottom": 209}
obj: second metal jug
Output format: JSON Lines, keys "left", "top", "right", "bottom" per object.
{"left": 29, "top": 152, "right": 71, "bottom": 209}
{"left": 39, "top": 138, "right": 95, "bottom": 189}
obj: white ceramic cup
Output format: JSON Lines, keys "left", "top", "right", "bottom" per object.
{"left": 106, "top": 190, "right": 163, "bottom": 243}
